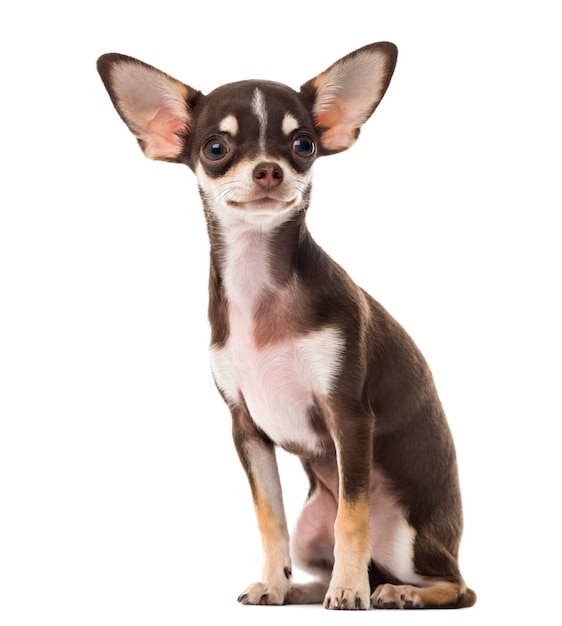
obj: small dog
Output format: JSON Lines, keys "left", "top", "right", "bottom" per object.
{"left": 98, "top": 42, "right": 476, "bottom": 610}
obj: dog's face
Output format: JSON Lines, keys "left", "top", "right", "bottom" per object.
{"left": 188, "top": 80, "right": 319, "bottom": 227}
{"left": 97, "top": 44, "right": 398, "bottom": 228}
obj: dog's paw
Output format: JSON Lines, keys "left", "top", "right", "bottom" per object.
{"left": 238, "top": 581, "right": 288, "bottom": 606}
{"left": 370, "top": 583, "right": 422, "bottom": 609}
{"left": 323, "top": 585, "right": 369, "bottom": 610}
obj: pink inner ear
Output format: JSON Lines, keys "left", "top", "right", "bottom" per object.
{"left": 142, "top": 109, "right": 189, "bottom": 159}
{"left": 315, "top": 103, "right": 359, "bottom": 152}
{"left": 315, "top": 104, "right": 344, "bottom": 131}
{"left": 309, "top": 47, "right": 393, "bottom": 153}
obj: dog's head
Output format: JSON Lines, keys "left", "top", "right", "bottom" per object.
{"left": 98, "top": 43, "right": 397, "bottom": 227}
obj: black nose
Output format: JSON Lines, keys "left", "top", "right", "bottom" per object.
{"left": 252, "top": 162, "right": 284, "bottom": 188}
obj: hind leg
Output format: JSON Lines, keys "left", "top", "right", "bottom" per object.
{"left": 287, "top": 481, "right": 336, "bottom": 604}
{"left": 368, "top": 515, "right": 476, "bottom": 609}
{"left": 367, "top": 486, "right": 476, "bottom": 610}
{"left": 371, "top": 580, "right": 475, "bottom": 609}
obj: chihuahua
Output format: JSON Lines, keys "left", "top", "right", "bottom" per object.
{"left": 97, "top": 42, "right": 475, "bottom": 610}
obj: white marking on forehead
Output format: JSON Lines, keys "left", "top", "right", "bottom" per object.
{"left": 282, "top": 112, "right": 299, "bottom": 136}
{"left": 251, "top": 88, "right": 268, "bottom": 151}
{"left": 219, "top": 114, "right": 238, "bottom": 135}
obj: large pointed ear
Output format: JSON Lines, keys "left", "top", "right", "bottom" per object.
{"left": 301, "top": 42, "right": 397, "bottom": 154}
{"left": 97, "top": 53, "right": 201, "bottom": 162}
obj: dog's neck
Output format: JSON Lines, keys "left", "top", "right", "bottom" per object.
{"left": 204, "top": 195, "right": 311, "bottom": 296}
{"left": 203, "top": 198, "right": 318, "bottom": 348}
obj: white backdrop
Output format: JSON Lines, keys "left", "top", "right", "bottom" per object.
{"left": 1, "top": 1, "right": 560, "bottom": 624}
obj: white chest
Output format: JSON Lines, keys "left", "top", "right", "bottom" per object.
{"left": 208, "top": 220, "right": 344, "bottom": 453}
{"left": 210, "top": 319, "right": 344, "bottom": 454}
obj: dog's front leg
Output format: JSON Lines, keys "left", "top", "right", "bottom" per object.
{"left": 231, "top": 403, "right": 291, "bottom": 605}
{"left": 324, "top": 404, "right": 374, "bottom": 610}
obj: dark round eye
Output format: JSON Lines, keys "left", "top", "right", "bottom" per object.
{"left": 202, "top": 137, "right": 230, "bottom": 161}
{"left": 292, "top": 134, "right": 316, "bottom": 158}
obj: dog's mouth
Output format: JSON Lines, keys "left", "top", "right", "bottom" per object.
{"left": 226, "top": 196, "right": 296, "bottom": 212}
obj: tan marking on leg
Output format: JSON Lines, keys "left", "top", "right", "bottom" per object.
{"left": 238, "top": 487, "right": 291, "bottom": 605}
{"left": 372, "top": 580, "right": 473, "bottom": 609}
{"left": 324, "top": 496, "right": 371, "bottom": 610}
{"left": 254, "top": 488, "right": 291, "bottom": 580}
{"left": 334, "top": 497, "right": 370, "bottom": 557}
